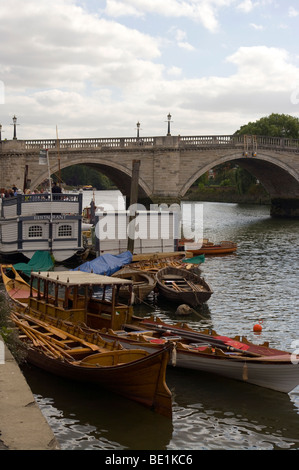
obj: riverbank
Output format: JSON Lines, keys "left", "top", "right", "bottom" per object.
{"left": 0, "top": 335, "right": 59, "bottom": 450}
{"left": 184, "top": 185, "right": 271, "bottom": 204}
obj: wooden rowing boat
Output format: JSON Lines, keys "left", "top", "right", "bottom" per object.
{"left": 155, "top": 266, "right": 213, "bottom": 306}
{"left": 132, "top": 252, "right": 185, "bottom": 262}
{"left": 129, "top": 252, "right": 186, "bottom": 274}
{"left": 184, "top": 240, "right": 237, "bottom": 255}
{"left": 98, "top": 317, "right": 299, "bottom": 394}
{"left": 111, "top": 267, "right": 156, "bottom": 304}
{"left": 0, "top": 264, "right": 38, "bottom": 307}
{"left": 9, "top": 310, "right": 172, "bottom": 417}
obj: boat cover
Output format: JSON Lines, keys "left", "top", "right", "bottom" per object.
{"left": 182, "top": 254, "right": 205, "bottom": 264}
{"left": 13, "top": 251, "right": 54, "bottom": 276}
{"left": 73, "top": 251, "right": 133, "bottom": 276}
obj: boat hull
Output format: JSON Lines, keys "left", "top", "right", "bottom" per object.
{"left": 25, "top": 345, "right": 172, "bottom": 417}
{"left": 173, "top": 349, "right": 299, "bottom": 394}
{"left": 10, "top": 311, "right": 172, "bottom": 418}
{"left": 0, "top": 264, "right": 39, "bottom": 308}
{"left": 188, "top": 247, "right": 237, "bottom": 255}
{"left": 184, "top": 240, "right": 237, "bottom": 256}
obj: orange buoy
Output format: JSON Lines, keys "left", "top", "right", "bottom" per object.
{"left": 253, "top": 322, "right": 263, "bottom": 333}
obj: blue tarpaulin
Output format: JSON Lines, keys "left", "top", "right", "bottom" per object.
{"left": 73, "top": 251, "right": 133, "bottom": 276}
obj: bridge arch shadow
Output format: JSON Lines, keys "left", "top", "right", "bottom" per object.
{"left": 180, "top": 152, "right": 299, "bottom": 200}
{"left": 74, "top": 162, "right": 151, "bottom": 201}
{"left": 34, "top": 160, "right": 152, "bottom": 202}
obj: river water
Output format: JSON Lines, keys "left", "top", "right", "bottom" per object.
{"left": 11, "top": 197, "right": 299, "bottom": 450}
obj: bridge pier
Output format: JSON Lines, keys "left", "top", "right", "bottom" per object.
{"left": 270, "top": 198, "right": 299, "bottom": 218}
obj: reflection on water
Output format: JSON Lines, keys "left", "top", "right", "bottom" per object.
{"left": 24, "top": 363, "right": 299, "bottom": 451}
{"left": 168, "top": 368, "right": 299, "bottom": 450}
{"left": 15, "top": 201, "right": 299, "bottom": 449}
{"left": 22, "top": 365, "right": 173, "bottom": 450}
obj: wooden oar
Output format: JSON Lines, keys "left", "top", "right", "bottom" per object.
{"left": 13, "top": 311, "right": 101, "bottom": 351}
{"left": 184, "top": 279, "right": 205, "bottom": 292}
{"left": 163, "top": 280, "right": 188, "bottom": 291}
{"left": 14, "top": 319, "right": 62, "bottom": 358}
{"left": 140, "top": 321, "right": 261, "bottom": 357}
{"left": 11, "top": 313, "right": 73, "bottom": 359}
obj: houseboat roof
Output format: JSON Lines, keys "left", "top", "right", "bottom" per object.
{"left": 31, "top": 270, "right": 133, "bottom": 287}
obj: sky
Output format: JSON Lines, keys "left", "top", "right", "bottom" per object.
{"left": 0, "top": 0, "right": 299, "bottom": 140}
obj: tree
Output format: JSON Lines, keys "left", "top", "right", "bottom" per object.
{"left": 235, "top": 167, "right": 256, "bottom": 195}
{"left": 60, "top": 165, "right": 114, "bottom": 189}
{"left": 235, "top": 113, "right": 299, "bottom": 139}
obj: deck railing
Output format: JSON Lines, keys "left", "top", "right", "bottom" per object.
{"left": 1, "top": 193, "right": 83, "bottom": 218}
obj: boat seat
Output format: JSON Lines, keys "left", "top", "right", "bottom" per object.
{"left": 127, "top": 330, "right": 154, "bottom": 337}
{"left": 67, "top": 347, "right": 95, "bottom": 356}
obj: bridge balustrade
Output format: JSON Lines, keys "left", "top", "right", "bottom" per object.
{"left": 1, "top": 135, "right": 299, "bottom": 152}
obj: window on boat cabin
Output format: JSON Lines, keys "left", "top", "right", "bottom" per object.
{"left": 28, "top": 225, "right": 43, "bottom": 238}
{"left": 58, "top": 224, "right": 72, "bottom": 237}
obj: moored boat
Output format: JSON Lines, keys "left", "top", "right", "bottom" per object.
{"left": 155, "top": 266, "right": 213, "bottom": 306}
{"left": 0, "top": 192, "right": 84, "bottom": 262}
{"left": 130, "top": 252, "right": 186, "bottom": 274}
{"left": 96, "top": 317, "right": 299, "bottom": 394}
{"left": 1, "top": 264, "right": 38, "bottom": 307}
{"left": 111, "top": 267, "right": 156, "bottom": 304}
{"left": 184, "top": 239, "right": 237, "bottom": 255}
{"left": 9, "top": 310, "right": 172, "bottom": 417}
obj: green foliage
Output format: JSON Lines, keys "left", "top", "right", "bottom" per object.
{"left": 235, "top": 113, "right": 299, "bottom": 138}
{"left": 220, "top": 178, "right": 231, "bottom": 187}
{"left": 235, "top": 167, "right": 257, "bottom": 195}
{"left": 0, "top": 296, "right": 27, "bottom": 363}
{"left": 0, "top": 295, "right": 8, "bottom": 328}
{"left": 60, "top": 165, "right": 114, "bottom": 189}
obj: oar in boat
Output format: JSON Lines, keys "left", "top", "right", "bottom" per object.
{"left": 139, "top": 321, "right": 261, "bottom": 357}
{"left": 11, "top": 313, "right": 76, "bottom": 360}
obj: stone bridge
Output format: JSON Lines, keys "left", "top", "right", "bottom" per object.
{"left": 1, "top": 134, "right": 299, "bottom": 217}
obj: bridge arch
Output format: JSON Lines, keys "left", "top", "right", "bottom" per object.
{"left": 179, "top": 151, "right": 299, "bottom": 199}
{"left": 31, "top": 155, "right": 152, "bottom": 200}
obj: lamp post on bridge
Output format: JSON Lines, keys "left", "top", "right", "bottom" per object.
{"left": 136, "top": 121, "right": 140, "bottom": 140}
{"left": 12, "top": 115, "right": 18, "bottom": 140}
{"left": 166, "top": 113, "right": 172, "bottom": 136}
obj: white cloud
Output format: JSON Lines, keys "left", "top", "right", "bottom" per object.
{"left": 288, "top": 6, "right": 299, "bottom": 18}
{"left": 170, "top": 27, "right": 196, "bottom": 51}
{"left": 250, "top": 23, "right": 264, "bottom": 30}
{"left": 104, "top": 0, "right": 144, "bottom": 18}
{"left": 105, "top": 0, "right": 236, "bottom": 33}
{"left": 0, "top": 0, "right": 298, "bottom": 139}
{"left": 178, "top": 41, "right": 196, "bottom": 51}
{"left": 236, "top": 0, "right": 257, "bottom": 13}
{"left": 167, "top": 66, "right": 183, "bottom": 77}
{"left": 0, "top": 0, "right": 161, "bottom": 91}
